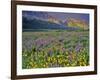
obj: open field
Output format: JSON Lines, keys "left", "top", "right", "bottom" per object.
{"left": 22, "top": 30, "right": 89, "bottom": 69}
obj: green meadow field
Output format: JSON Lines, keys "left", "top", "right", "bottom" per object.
{"left": 22, "top": 30, "right": 89, "bottom": 69}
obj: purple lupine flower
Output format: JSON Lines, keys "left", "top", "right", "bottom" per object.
{"left": 75, "top": 43, "right": 83, "bottom": 53}
{"left": 34, "top": 37, "right": 55, "bottom": 48}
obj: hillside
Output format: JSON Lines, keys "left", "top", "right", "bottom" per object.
{"left": 66, "top": 18, "right": 89, "bottom": 30}
{"left": 22, "top": 17, "right": 79, "bottom": 31}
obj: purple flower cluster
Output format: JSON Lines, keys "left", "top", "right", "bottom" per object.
{"left": 34, "top": 37, "right": 54, "bottom": 48}
{"left": 75, "top": 43, "right": 83, "bottom": 53}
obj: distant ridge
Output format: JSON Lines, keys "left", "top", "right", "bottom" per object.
{"left": 22, "top": 11, "right": 89, "bottom": 30}
{"left": 23, "top": 17, "right": 79, "bottom": 30}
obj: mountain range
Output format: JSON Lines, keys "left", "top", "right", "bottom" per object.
{"left": 22, "top": 11, "right": 89, "bottom": 30}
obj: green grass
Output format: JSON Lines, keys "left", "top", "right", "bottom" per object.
{"left": 22, "top": 30, "right": 89, "bottom": 69}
